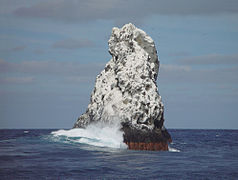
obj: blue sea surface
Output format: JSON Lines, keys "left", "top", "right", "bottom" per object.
{"left": 0, "top": 129, "right": 238, "bottom": 179}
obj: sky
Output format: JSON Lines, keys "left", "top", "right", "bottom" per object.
{"left": 0, "top": 0, "right": 238, "bottom": 129}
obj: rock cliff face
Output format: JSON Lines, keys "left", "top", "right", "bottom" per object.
{"left": 74, "top": 23, "right": 171, "bottom": 150}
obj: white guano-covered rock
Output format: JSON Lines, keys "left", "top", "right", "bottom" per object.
{"left": 74, "top": 23, "right": 164, "bottom": 131}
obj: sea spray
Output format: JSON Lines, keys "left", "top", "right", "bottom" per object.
{"left": 168, "top": 146, "right": 180, "bottom": 152}
{"left": 51, "top": 122, "right": 127, "bottom": 149}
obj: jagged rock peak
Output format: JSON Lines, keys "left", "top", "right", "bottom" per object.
{"left": 108, "top": 23, "right": 159, "bottom": 78}
{"left": 74, "top": 23, "right": 165, "bottom": 132}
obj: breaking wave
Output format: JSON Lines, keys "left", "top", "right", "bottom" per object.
{"left": 168, "top": 146, "right": 181, "bottom": 152}
{"left": 51, "top": 122, "right": 127, "bottom": 149}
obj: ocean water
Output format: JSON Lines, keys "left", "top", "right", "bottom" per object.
{"left": 0, "top": 128, "right": 238, "bottom": 179}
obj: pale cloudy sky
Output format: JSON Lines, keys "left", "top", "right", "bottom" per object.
{"left": 0, "top": 0, "right": 238, "bottom": 129}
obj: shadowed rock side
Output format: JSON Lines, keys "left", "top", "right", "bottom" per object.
{"left": 122, "top": 121, "right": 172, "bottom": 151}
{"left": 74, "top": 23, "right": 172, "bottom": 150}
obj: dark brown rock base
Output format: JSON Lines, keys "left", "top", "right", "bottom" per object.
{"left": 125, "top": 142, "right": 168, "bottom": 151}
{"left": 121, "top": 122, "right": 172, "bottom": 151}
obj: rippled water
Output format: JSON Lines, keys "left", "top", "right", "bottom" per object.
{"left": 0, "top": 129, "right": 238, "bottom": 179}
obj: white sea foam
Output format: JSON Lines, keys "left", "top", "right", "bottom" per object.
{"left": 168, "top": 146, "right": 181, "bottom": 152}
{"left": 24, "top": 131, "right": 29, "bottom": 133}
{"left": 51, "top": 122, "right": 127, "bottom": 149}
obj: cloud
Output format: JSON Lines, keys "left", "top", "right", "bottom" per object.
{"left": 159, "top": 64, "right": 238, "bottom": 84}
{"left": 11, "top": 46, "right": 26, "bottom": 52}
{"left": 33, "top": 49, "right": 45, "bottom": 54}
{"left": 0, "top": 76, "right": 35, "bottom": 84}
{"left": 0, "top": 59, "right": 105, "bottom": 77}
{"left": 168, "top": 52, "right": 190, "bottom": 57}
{"left": 0, "top": 46, "right": 26, "bottom": 53}
{"left": 178, "top": 54, "right": 238, "bottom": 65}
{"left": 64, "top": 76, "right": 95, "bottom": 83}
{"left": 52, "top": 39, "right": 94, "bottom": 49}
{"left": 0, "top": 59, "right": 13, "bottom": 72}
{"left": 0, "top": 0, "right": 37, "bottom": 15}
{"left": 160, "top": 64, "right": 191, "bottom": 72}
{"left": 13, "top": 0, "right": 238, "bottom": 23}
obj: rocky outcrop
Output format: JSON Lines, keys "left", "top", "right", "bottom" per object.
{"left": 74, "top": 23, "right": 171, "bottom": 150}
